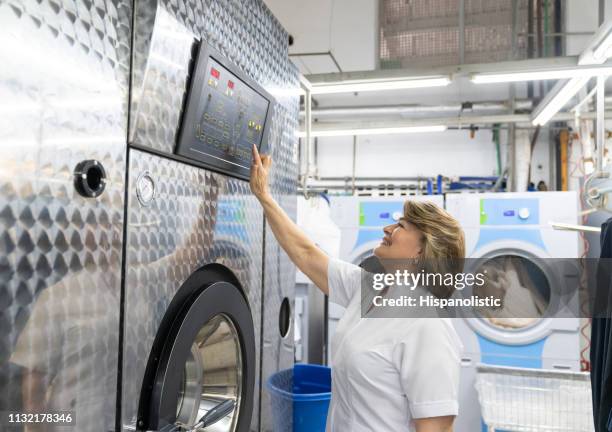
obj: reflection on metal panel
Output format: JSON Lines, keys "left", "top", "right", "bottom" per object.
{"left": 0, "top": 0, "right": 131, "bottom": 430}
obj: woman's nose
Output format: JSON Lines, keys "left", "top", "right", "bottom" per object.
{"left": 383, "top": 223, "right": 395, "bottom": 235}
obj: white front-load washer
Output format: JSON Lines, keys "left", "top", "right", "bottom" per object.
{"left": 446, "top": 191, "right": 581, "bottom": 432}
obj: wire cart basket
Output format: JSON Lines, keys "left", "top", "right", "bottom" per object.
{"left": 475, "top": 364, "right": 594, "bottom": 432}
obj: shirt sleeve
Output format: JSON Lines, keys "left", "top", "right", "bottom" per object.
{"left": 392, "top": 319, "right": 462, "bottom": 419}
{"left": 327, "top": 258, "right": 363, "bottom": 308}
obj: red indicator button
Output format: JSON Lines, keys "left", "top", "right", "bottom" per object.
{"left": 211, "top": 67, "right": 220, "bottom": 78}
{"left": 227, "top": 80, "right": 235, "bottom": 89}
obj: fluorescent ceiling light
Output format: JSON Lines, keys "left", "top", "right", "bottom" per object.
{"left": 531, "top": 77, "right": 591, "bottom": 126}
{"left": 471, "top": 66, "right": 612, "bottom": 84}
{"left": 309, "top": 76, "right": 451, "bottom": 95}
{"left": 296, "top": 125, "right": 447, "bottom": 138}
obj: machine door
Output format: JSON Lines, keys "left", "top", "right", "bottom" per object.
{"left": 137, "top": 270, "right": 255, "bottom": 432}
{"left": 465, "top": 245, "right": 572, "bottom": 345}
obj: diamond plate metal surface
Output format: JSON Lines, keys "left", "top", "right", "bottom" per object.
{"left": 128, "top": 1, "right": 299, "bottom": 430}
{"left": 0, "top": 0, "right": 130, "bottom": 430}
{"left": 260, "top": 98, "right": 299, "bottom": 431}
{"left": 121, "top": 150, "right": 265, "bottom": 431}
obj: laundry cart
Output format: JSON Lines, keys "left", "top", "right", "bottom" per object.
{"left": 475, "top": 364, "right": 594, "bottom": 432}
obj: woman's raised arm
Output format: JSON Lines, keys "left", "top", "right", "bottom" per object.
{"left": 250, "top": 145, "right": 330, "bottom": 295}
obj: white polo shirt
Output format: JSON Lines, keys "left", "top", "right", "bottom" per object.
{"left": 326, "top": 258, "right": 462, "bottom": 432}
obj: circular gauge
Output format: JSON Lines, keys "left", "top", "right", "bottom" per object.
{"left": 136, "top": 172, "right": 156, "bottom": 206}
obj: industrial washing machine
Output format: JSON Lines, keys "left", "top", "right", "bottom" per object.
{"left": 0, "top": 0, "right": 299, "bottom": 431}
{"left": 326, "top": 195, "right": 445, "bottom": 364}
{"left": 445, "top": 192, "right": 581, "bottom": 432}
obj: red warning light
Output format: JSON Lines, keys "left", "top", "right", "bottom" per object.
{"left": 227, "top": 80, "right": 235, "bottom": 89}
{"left": 210, "top": 67, "right": 220, "bottom": 79}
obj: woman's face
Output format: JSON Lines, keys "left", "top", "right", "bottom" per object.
{"left": 374, "top": 218, "right": 423, "bottom": 260}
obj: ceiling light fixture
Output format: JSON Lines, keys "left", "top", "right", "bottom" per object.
{"left": 309, "top": 76, "right": 451, "bottom": 95}
{"left": 530, "top": 18, "right": 612, "bottom": 126}
{"left": 531, "top": 77, "right": 592, "bottom": 126}
{"left": 296, "top": 125, "right": 447, "bottom": 138}
{"left": 471, "top": 65, "right": 612, "bottom": 84}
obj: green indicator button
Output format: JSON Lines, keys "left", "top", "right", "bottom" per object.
{"left": 359, "top": 204, "right": 365, "bottom": 226}
{"left": 479, "top": 199, "right": 488, "bottom": 225}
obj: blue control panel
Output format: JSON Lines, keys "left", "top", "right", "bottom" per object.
{"left": 480, "top": 198, "right": 539, "bottom": 225}
{"left": 359, "top": 201, "right": 404, "bottom": 226}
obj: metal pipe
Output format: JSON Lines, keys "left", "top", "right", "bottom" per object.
{"left": 299, "top": 75, "right": 313, "bottom": 194}
{"left": 305, "top": 56, "right": 584, "bottom": 84}
{"left": 297, "top": 187, "right": 426, "bottom": 194}
{"left": 553, "top": 0, "right": 562, "bottom": 56}
{"left": 518, "top": 32, "right": 595, "bottom": 37}
{"left": 527, "top": 0, "right": 535, "bottom": 99}
{"left": 597, "top": 75, "right": 605, "bottom": 174}
{"left": 301, "top": 110, "right": 612, "bottom": 133}
{"left": 543, "top": 0, "right": 550, "bottom": 57}
{"left": 316, "top": 176, "right": 434, "bottom": 182}
{"left": 459, "top": 0, "right": 465, "bottom": 64}
{"left": 508, "top": 84, "right": 517, "bottom": 191}
{"left": 512, "top": 0, "right": 519, "bottom": 60}
{"left": 300, "top": 101, "right": 534, "bottom": 119}
{"left": 351, "top": 136, "right": 357, "bottom": 195}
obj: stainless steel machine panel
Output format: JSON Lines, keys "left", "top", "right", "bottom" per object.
{"left": 0, "top": 0, "right": 131, "bottom": 431}
{"left": 122, "top": 150, "right": 264, "bottom": 431}
{"left": 261, "top": 98, "right": 299, "bottom": 431}
{"left": 128, "top": 1, "right": 299, "bottom": 430}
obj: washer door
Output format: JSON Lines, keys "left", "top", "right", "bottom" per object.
{"left": 138, "top": 271, "right": 255, "bottom": 432}
{"left": 465, "top": 246, "right": 561, "bottom": 345}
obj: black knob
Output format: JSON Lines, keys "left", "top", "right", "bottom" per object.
{"left": 74, "top": 160, "right": 107, "bottom": 198}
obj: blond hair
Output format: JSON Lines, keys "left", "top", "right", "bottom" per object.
{"left": 403, "top": 200, "right": 465, "bottom": 298}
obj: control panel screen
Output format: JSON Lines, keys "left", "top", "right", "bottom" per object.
{"left": 176, "top": 51, "right": 271, "bottom": 179}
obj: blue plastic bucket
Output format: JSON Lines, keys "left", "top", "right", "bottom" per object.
{"left": 266, "top": 364, "right": 331, "bottom": 432}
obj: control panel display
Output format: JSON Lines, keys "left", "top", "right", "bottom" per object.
{"left": 176, "top": 44, "right": 272, "bottom": 180}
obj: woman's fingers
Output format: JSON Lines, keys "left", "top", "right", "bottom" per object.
{"left": 252, "top": 144, "right": 263, "bottom": 167}
{"left": 262, "top": 155, "right": 272, "bottom": 169}
{"left": 252, "top": 145, "right": 273, "bottom": 170}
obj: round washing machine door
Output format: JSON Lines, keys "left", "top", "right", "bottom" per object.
{"left": 137, "top": 269, "right": 255, "bottom": 432}
{"left": 463, "top": 243, "right": 565, "bottom": 345}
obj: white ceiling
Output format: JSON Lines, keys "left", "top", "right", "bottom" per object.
{"left": 264, "top": 0, "right": 378, "bottom": 74}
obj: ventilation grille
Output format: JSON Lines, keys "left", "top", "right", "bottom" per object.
{"left": 380, "top": 0, "right": 538, "bottom": 68}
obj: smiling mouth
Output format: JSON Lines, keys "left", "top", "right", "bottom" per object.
{"left": 381, "top": 238, "right": 391, "bottom": 246}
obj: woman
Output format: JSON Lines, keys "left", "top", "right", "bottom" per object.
{"left": 250, "top": 145, "right": 464, "bottom": 432}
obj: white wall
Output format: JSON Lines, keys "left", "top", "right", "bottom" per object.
{"left": 314, "top": 126, "right": 551, "bottom": 187}
{"left": 315, "top": 130, "right": 501, "bottom": 178}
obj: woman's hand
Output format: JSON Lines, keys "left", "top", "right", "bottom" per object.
{"left": 250, "top": 144, "right": 272, "bottom": 201}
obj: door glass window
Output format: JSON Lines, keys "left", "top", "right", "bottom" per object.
{"left": 176, "top": 314, "right": 242, "bottom": 431}
{"left": 474, "top": 255, "right": 551, "bottom": 330}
